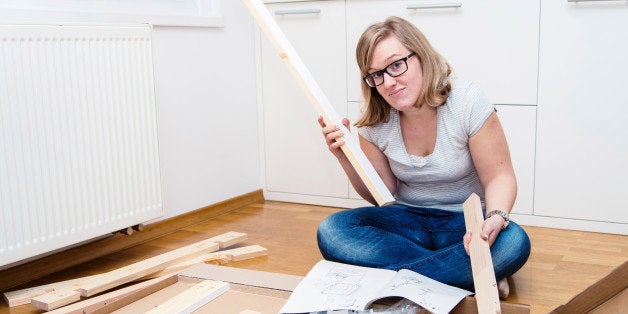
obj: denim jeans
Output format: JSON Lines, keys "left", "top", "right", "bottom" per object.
{"left": 317, "top": 204, "right": 531, "bottom": 291}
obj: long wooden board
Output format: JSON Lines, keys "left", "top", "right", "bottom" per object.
{"left": 45, "top": 275, "right": 179, "bottom": 314}
{"left": 463, "top": 193, "right": 502, "bottom": 314}
{"left": 242, "top": 0, "right": 395, "bottom": 206}
{"left": 143, "top": 245, "right": 268, "bottom": 279}
{"left": 3, "top": 274, "right": 101, "bottom": 307}
{"left": 28, "top": 232, "right": 248, "bottom": 310}
{"left": 6, "top": 232, "right": 248, "bottom": 308}
{"left": 144, "top": 280, "right": 230, "bottom": 313}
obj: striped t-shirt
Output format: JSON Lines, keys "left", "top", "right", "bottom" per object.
{"left": 358, "top": 78, "right": 494, "bottom": 211}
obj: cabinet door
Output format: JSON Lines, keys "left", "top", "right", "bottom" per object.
{"left": 261, "top": 1, "right": 349, "bottom": 198}
{"left": 535, "top": 1, "right": 628, "bottom": 223}
{"left": 346, "top": 0, "right": 539, "bottom": 106}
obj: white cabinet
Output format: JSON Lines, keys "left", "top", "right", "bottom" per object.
{"left": 535, "top": 1, "right": 628, "bottom": 224}
{"left": 346, "top": 0, "right": 540, "bottom": 106}
{"left": 260, "top": 1, "right": 349, "bottom": 199}
{"left": 256, "top": 0, "right": 626, "bottom": 233}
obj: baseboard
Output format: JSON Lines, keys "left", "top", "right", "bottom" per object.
{"left": 0, "top": 189, "right": 265, "bottom": 293}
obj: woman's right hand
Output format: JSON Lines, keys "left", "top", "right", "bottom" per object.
{"left": 318, "top": 116, "right": 351, "bottom": 160}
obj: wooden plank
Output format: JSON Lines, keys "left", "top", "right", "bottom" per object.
{"left": 3, "top": 231, "right": 248, "bottom": 307}
{"left": 207, "top": 231, "right": 248, "bottom": 249}
{"left": 144, "top": 280, "right": 230, "bottom": 313}
{"left": 77, "top": 232, "right": 247, "bottom": 297}
{"left": 45, "top": 275, "right": 178, "bottom": 314}
{"left": 550, "top": 260, "right": 628, "bottom": 313}
{"left": 30, "top": 233, "right": 241, "bottom": 310}
{"left": 241, "top": 0, "right": 395, "bottom": 206}
{"left": 77, "top": 241, "right": 218, "bottom": 297}
{"left": 144, "top": 245, "right": 268, "bottom": 279}
{"left": 31, "top": 287, "right": 81, "bottom": 311}
{"left": 31, "top": 239, "right": 216, "bottom": 312}
{"left": 3, "top": 274, "right": 100, "bottom": 307}
{"left": 463, "top": 193, "right": 502, "bottom": 314}
{"left": 451, "top": 296, "right": 530, "bottom": 314}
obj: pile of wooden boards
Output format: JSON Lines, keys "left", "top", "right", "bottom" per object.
{"left": 3, "top": 231, "right": 268, "bottom": 312}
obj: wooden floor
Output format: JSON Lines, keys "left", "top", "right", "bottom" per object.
{"left": 1, "top": 200, "right": 627, "bottom": 313}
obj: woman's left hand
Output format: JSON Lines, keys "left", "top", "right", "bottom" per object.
{"left": 463, "top": 215, "right": 504, "bottom": 255}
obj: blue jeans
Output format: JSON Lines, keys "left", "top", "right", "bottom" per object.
{"left": 317, "top": 204, "right": 531, "bottom": 291}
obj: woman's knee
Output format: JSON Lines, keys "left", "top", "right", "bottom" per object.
{"left": 492, "top": 222, "right": 531, "bottom": 275}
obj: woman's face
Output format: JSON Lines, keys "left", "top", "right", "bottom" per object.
{"left": 369, "top": 35, "right": 423, "bottom": 112}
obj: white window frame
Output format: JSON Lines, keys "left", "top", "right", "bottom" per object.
{"left": 0, "top": 0, "right": 223, "bottom": 28}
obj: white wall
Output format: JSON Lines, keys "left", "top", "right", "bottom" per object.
{"left": 151, "top": 1, "right": 262, "bottom": 219}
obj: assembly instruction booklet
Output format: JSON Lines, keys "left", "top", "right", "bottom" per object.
{"left": 280, "top": 260, "right": 472, "bottom": 314}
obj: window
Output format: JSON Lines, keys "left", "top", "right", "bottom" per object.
{"left": 0, "top": 0, "right": 223, "bottom": 27}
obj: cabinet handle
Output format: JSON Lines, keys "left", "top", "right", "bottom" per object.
{"left": 406, "top": 3, "right": 462, "bottom": 10}
{"left": 274, "top": 9, "right": 321, "bottom": 16}
{"left": 567, "top": 0, "right": 624, "bottom": 2}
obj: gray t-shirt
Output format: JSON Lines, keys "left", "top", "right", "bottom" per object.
{"left": 358, "top": 79, "right": 494, "bottom": 211}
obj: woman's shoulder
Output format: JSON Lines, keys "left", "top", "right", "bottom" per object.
{"left": 449, "top": 77, "right": 482, "bottom": 96}
{"left": 357, "top": 109, "right": 398, "bottom": 143}
{"left": 446, "top": 77, "right": 491, "bottom": 107}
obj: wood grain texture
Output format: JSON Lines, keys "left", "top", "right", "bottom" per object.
{"left": 1, "top": 199, "right": 626, "bottom": 314}
{"left": 45, "top": 275, "right": 178, "bottom": 314}
{"left": 463, "top": 193, "right": 501, "bottom": 314}
{"left": 144, "top": 280, "right": 229, "bottom": 314}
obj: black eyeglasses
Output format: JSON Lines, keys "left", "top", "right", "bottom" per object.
{"left": 363, "top": 52, "right": 416, "bottom": 88}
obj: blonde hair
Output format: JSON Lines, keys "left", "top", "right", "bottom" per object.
{"left": 355, "top": 16, "right": 452, "bottom": 127}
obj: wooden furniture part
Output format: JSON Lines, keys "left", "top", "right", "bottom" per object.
{"left": 45, "top": 275, "right": 179, "bottom": 314}
{"left": 243, "top": 0, "right": 395, "bottom": 206}
{"left": 144, "top": 280, "right": 230, "bottom": 314}
{"left": 27, "top": 232, "right": 248, "bottom": 310}
{"left": 50, "top": 264, "right": 300, "bottom": 314}
{"left": 463, "top": 193, "right": 501, "bottom": 314}
{"left": 143, "top": 245, "right": 268, "bottom": 279}
{"left": 452, "top": 296, "right": 529, "bottom": 314}
{"left": 551, "top": 260, "right": 628, "bottom": 314}
{"left": 5, "top": 232, "right": 249, "bottom": 308}
{"left": 3, "top": 274, "right": 101, "bottom": 307}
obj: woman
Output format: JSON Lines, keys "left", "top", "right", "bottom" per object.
{"left": 317, "top": 16, "right": 530, "bottom": 297}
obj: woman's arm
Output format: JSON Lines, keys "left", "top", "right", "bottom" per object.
{"left": 318, "top": 116, "right": 397, "bottom": 205}
{"left": 468, "top": 111, "right": 517, "bottom": 246}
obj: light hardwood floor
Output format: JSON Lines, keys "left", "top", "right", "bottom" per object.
{"left": 1, "top": 200, "right": 626, "bottom": 313}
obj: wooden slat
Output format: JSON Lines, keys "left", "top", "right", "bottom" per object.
{"left": 45, "top": 275, "right": 178, "bottom": 314}
{"left": 77, "top": 239, "right": 219, "bottom": 297}
{"left": 144, "top": 245, "right": 268, "bottom": 279}
{"left": 463, "top": 193, "right": 502, "bottom": 314}
{"left": 30, "top": 287, "right": 81, "bottom": 311}
{"left": 550, "top": 260, "right": 628, "bottom": 313}
{"left": 452, "top": 296, "right": 530, "bottom": 314}
{"left": 144, "top": 280, "right": 230, "bottom": 313}
{"left": 3, "top": 274, "right": 100, "bottom": 307}
{"left": 4, "top": 232, "right": 248, "bottom": 308}
{"left": 241, "top": 0, "right": 395, "bottom": 206}
{"left": 28, "top": 232, "right": 248, "bottom": 310}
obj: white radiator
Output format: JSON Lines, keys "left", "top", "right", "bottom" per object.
{"left": 0, "top": 25, "right": 163, "bottom": 268}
